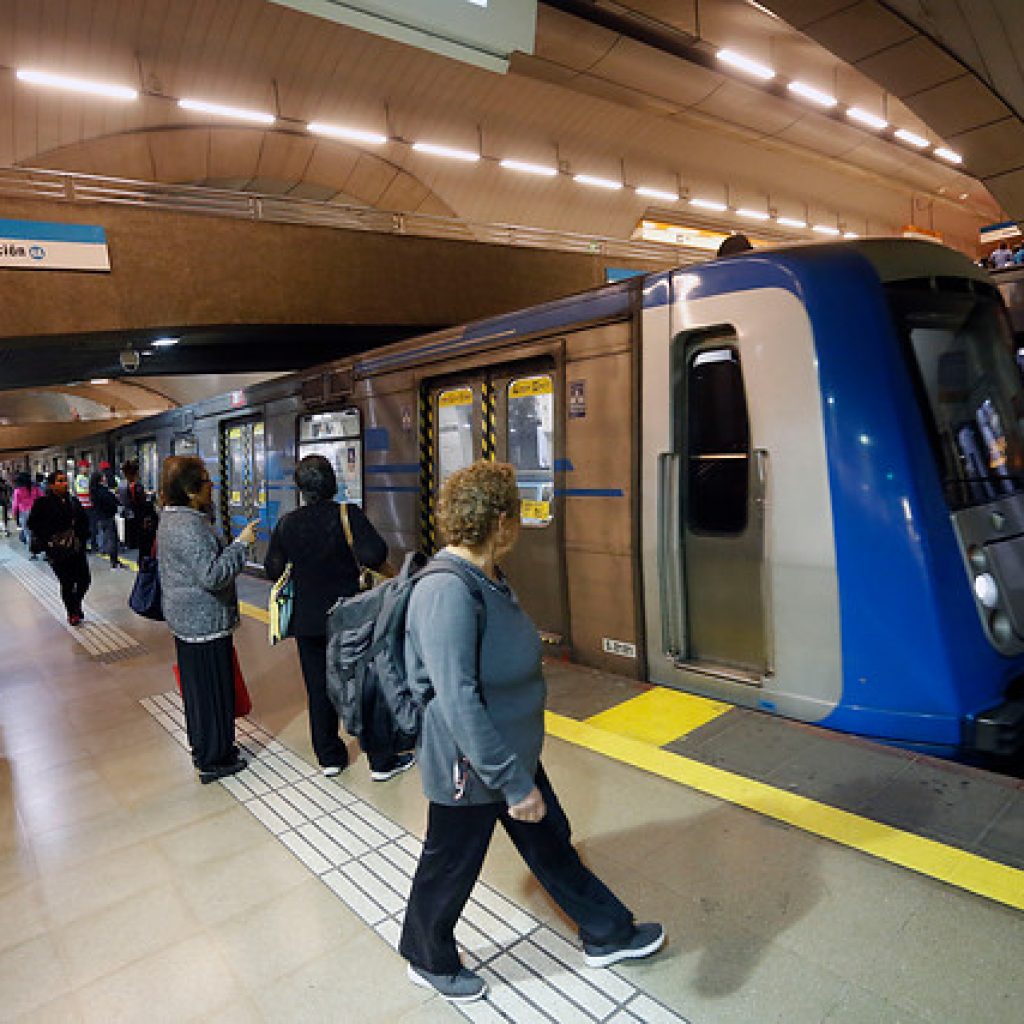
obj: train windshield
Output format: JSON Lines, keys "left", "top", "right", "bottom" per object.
{"left": 888, "top": 280, "right": 1024, "bottom": 510}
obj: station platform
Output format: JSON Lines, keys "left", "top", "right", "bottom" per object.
{"left": 1, "top": 537, "right": 1022, "bottom": 1023}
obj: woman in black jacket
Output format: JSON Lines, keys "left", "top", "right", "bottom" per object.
{"left": 26, "top": 470, "right": 91, "bottom": 625}
{"left": 264, "top": 455, "right": 413, "bottom": 781}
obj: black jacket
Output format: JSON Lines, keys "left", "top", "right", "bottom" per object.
{"left": 264, "top": 500, "right": 388, "bottom": 637}
{"left": 26, "top": 492, "right": 90, "bottom": 554}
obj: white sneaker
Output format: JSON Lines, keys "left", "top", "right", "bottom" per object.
{"left": 321, "top": 765, "right": 345, "bottom": 778}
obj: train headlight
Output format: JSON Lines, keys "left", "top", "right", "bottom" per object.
{"left": 974, "top": 572, "right": 1000, "bottom": 609}
{"left": 990, "top": 611, "right": 1015, "bottom": 646}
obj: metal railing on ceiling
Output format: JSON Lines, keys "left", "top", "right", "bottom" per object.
{"left": 0, "top": 165, "right": 708, "bottom": 266}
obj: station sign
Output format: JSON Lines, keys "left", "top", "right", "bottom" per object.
{"left": 269, "top": 0, "right": 536, "bottom": 72}
{"left": 0, "top": 218, "right": 110, "bottom": 271}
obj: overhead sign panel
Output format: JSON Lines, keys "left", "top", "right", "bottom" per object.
{"left": 0, "top": 218, "right": 110, "bottom": 271}
{"left": 269, "top": 0, "right": 536, "bottom": 72}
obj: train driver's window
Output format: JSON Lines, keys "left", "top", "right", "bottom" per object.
{"left": 437, "top": 387, "right": 476, "bottom": 486}
{"left": 507, "top": 375, "right": 555, "bottom": 526}
{"left": 687, "top": 347, "right": 750, "bottom": 534}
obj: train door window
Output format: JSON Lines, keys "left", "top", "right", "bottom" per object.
{"left": 253, "top": 422, "right": 267, "bottom": 509}
{"left": 137, "top": 440, "right": 159, "bottom": 494}
{"left": 685, "top": 347, "right": 750, "bottom": 533}
{"left": 437, "top": 387, "right": 477, "bottom": 485}
{"left": 507, "top": 374, "right": 555, "bottom": 526}
{"left": 298, "top": 408, "right": 363, "bottom": 504}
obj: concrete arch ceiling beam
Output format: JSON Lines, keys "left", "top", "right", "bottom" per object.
{"left": 759, "top": 0, "right": 1024, "bottom": 222}
{"left": 0, "top": 0, "right": 994, "bottom": 249}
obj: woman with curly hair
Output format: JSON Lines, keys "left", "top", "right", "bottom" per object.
{"left": 399, "top": 460, "right": 664, "bottom": 1004}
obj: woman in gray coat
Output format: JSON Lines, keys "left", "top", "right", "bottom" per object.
{"left": 157, "top": 456, "right": 258, "bottom": 784}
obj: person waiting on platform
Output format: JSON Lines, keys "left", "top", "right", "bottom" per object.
{"left": 398, "top": 461, "right": 665, "bottom": 1004}
{"left": 158, "top": 456, "right": 257, "bottom": 785}
{"left": 264, "top": 454, "right": 414, "bottom": 781}
{"left": 73, "top": 460, "right": 97, "bottom": 552}
{"left": 120, "top": 460, "right": 158, "bottom": 555}
{"left": 12, "top": 471, "right": 44, "bottom": 557}
{"left": 0, "top": 475, "right": 10, "bottom": 537}
{"left": 26, "top": 470, "right": 91, "bottom": 626}
{"left": 90, "top": 469, "right": 123, "bottom": 569}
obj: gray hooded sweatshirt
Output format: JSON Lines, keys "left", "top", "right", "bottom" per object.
{"left": 405, "top": 551, "right": 546, "bottom": 807}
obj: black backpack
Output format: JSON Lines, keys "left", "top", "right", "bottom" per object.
{"left": 325, "top": 552, "right": 486, "bottom": 758}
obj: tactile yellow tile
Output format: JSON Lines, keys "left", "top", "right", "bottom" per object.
{"left": 584, "top": 687, "right": 730, "bottom": 746}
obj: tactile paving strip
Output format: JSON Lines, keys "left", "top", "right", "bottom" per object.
{"left": 141, "top": 690, "right": 687, "bottom": 1024}
{"left": 2, "top": 553, "right": 145, "bottom": 662}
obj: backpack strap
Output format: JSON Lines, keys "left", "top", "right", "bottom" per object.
{"left": 414, "top": 559, "right": 488, "bottom": 689}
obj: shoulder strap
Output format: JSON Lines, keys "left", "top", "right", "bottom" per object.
{"left": 339, "top": 503, "right": 363, "bottom": 572}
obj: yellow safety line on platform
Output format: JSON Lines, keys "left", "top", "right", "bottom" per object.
{"left": 585, "top": 688, "right": 730, "bottom": 745}
{"left": 545, "top": 711, "right": 1024, "bottom": 912}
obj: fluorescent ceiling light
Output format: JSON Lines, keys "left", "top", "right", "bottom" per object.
{"left": 894, "top": 128, "right": 929, "bottom": 148}
{"left": 812, "top": 224, "right": 841, "bottom": 236}
{"left": 843, "top": 231, "right": 860, "bottom": 239}
{"left": 716, "top": 49, "right": 775, "bottom": 80}
{"left": 636, "top": 186, "right": 679, "bottom": 203}
{"left": 787, "top": 81, "right": 838, "bottom": 108}
{"left": 737, "top": 208, "right": 770, "bottom": 221}
{"left": 179, "top": 98, "right": 275, "bottom": 124}
{"left": 152, "top": 337, "right": 179, "bottom": 348}
{"left": 690, "top": 197, "right": 727, "bottom": 212}
{"left": 90, "top": 378, "right": 110, "bottom": 385}
{"left": 573, "top": 174, "right": 622, "bottom": 190}
{"left": 307, "top": 122, "right": 387, "bottom": 145}
{"left": 412, "top": 141, "right": 480, "bottom": 162}
{"left": 499, "top": 158, "right": 557, "bottom": 177}
{"left": 846, "top": 107, "right": 888, "bottom": 130}
{"left": 777, "top": 217, "right": 807, "bottom": 229}
{"left": 16, "top": 69, "right": 137, "bottom": 101}
{"left": 934, "top": 147, "right": 963, "bottom": 164}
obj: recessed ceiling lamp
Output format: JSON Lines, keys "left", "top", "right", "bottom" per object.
{"left": 16, "top": 69, "right": 137, "bottom": 101}
{"left": 412, "top": 141, "right": 480, "bottom": 162}
{"left": 499, "top": 159, "right": 558, "bottom": 177}
{"left": 846, "top": 107, "right": 888, "bottom": 130}
{"left": 179, "top": 98, "right": 275, "bottom": 124}
{"left": 934, "top": 147, "right": 963, "bottom": 164}
{"left": 573, "top": 174, "right": 622, "bottom": 190}
{"left": 737, "top": 208, "right": 770, "bottom": 221}
{"left": 152, "top": 337, "right": 179, "bottom": 348}
{"left": 716, "top": 49, "right": 775, "bottom": 80}
{"left": 307, "top": 122, "right": 387, "bottom": 145}
{"left": 690, "top": 197, "right": 728, "bottom": 212}
{"left": 777, "top": 217, "right": 807, "bottom": 229}
{"left": 636, "top": 186, "right": 680, "bottom": 203}
{"left": 787, "top": 81, "right": 838, "bottom": 108}
{"left": 894, "top": 128, "right": 929, "bottom": 148}
{"left": 812, "top": 224, "right": 841, "bottom": 236}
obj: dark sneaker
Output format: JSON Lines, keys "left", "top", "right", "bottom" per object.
{"left": 583, "top": 923, "right": 665, "bottom": 968}
{"left": 406, "top": 963, "right": 487, "bottom": 1003}
{"left": 370, "top": 753, "right": 416, "bottom": 782}
{"left": 198, "top": 758, "right": 247, "bottom": 785}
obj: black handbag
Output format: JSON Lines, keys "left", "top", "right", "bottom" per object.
{"left": 128, "top": 554, "right": 164, "bottom": 620}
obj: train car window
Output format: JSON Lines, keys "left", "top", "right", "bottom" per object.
{"left": 888, "top": 284, "right": 1024, "bottom": 510}
{"left": 507, "top": 375, "right": 555, "bottom": 526}
{"left": 297, "top": 409, "right": 363, "bottom": 504}
{"left": 686, "top": 347, "right": 750, "bottom": 534}
{"left": 437, "top": 387, "right": 476, "bottom": 486}
{"left": 137, "top": 440, "right": 159, "bottom": 494}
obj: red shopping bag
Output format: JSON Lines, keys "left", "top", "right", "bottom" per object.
{"left": 173, "top": 646, "right": 252, "bottom": 718}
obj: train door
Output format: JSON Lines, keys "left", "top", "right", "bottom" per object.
{"left": 661, "top": 332, "right": 769, "bottom": 678}
{"left": 425, "top": 365, "right": 566, "bottom": 642}
{"left": 221, "top": 418, "right": 267, "bottom": 562}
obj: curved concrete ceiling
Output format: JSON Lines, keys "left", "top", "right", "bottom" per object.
{"left": 759, "top": 0, "right": 1024, "bottom": 221}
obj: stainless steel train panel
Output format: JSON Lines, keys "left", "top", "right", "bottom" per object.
{"left": 642, "top": 285, "right": 843, "bottom": 720}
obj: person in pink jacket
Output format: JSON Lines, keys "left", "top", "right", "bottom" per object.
{"left": 12, "top": 472, "right": 44, "bottom": 558}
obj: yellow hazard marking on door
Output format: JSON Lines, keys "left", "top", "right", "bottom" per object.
{"left": 229, "top": 428, "right": 242, "bottom": 440}
{"left": 231, "top": 490, "right": 241, "bottom": 504}
{"left": 544, "top": 712, "right": 1024, "bottom": 913}
{"left": 585, "top": 688, "right": 729, "bottom": 746}
{"left": 509, "top": 376, "right": 553, "bottom": 397}
{"left": 520, "top": 499, "right": 551, "bottom": 522}
{"left": 438, "top": 387, "right": 473, "bottom": 407}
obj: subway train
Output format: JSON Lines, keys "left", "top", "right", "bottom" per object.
{"left": 22, "top": 239, "right": 1024, "bottom": 758}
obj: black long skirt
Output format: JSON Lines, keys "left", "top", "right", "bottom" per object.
{"left": 175, "top": 634, "right": 236, "bottom": 772}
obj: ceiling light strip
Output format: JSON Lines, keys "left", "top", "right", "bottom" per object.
{"left": 573, "top": 174, "right": 622, "bottom": 190}
{"left": 715, "top": 49, "right": 775, "bottom": 80}
{"left": 179, "top": 98, "right": 275, "bottom": 124}
{"left": 500, "top": 158, "right": 558, "bottom": 177}
{"left": 412, "top": 141, "right": 480, "bottom": 161}
{"left": 787, "top": 81, "right": 837, "bottom": 108}
{"left": 894, "top": 128, "right": 929, "bottom": 148}
{"left": 635, "top": 186, "right": 679, "bottom": 203}
{"left": 307, "top": 122, "right": 387, "bottom": 145}
{"left": 16, "top": 69, "right": 137, "bottom": 101}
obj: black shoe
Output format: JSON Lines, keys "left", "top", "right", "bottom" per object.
{"left": 370, "top": 752, "right": 416, "bottom": 782}
{"left": 198, "top": 758, "right": 247, "bottom": 785}
{"left": 583, "top": 923, "right": 665, "bottom": 968}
